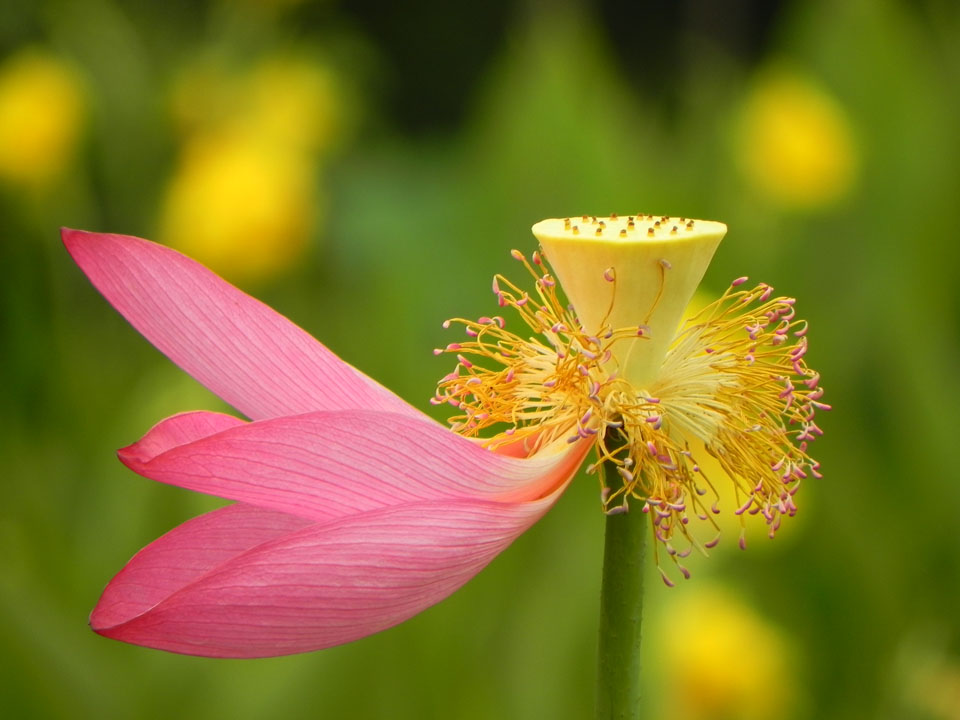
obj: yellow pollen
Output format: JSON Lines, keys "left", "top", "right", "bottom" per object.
{"left": 433, "top": 216, "right": 825, "bottom": 584}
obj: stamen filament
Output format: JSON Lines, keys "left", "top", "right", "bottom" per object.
{"left": 434, "top": 225, "right": 825, "bottom": 583}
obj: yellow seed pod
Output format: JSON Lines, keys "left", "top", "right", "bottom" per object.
{"left": 533, "top": 215, "right": 727, "bottom": 388}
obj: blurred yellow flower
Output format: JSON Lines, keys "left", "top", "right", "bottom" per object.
{"left": 243, "top": 59, "right": 340, "bottom": 156}
{"left": 657, "top": 585, "right": 796, "bottom": 720}
{"left": 170, "top": 56, "right": 340, "bottom": 156}
{"left": 0, "top": 50, "right": 85, "bottom": 188}
{"left": 160, "top": 131, "right": 316, "bottom": 284}
{"left": 162, "top": 55, "right": 342, "bottom": 283}
{"left": 736, "top": 68, "right": 857, "bottom": 210}
{"left": 896, "top": 632, "right": 960, "bottom": 720}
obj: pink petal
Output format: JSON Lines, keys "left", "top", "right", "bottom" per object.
{"left": 91, "top": 503, "right": 313, "bottom": 631}
{"left": 92, "top": 493, "right": 566, "bottom": 658}
{"left": 120, "top": 411, "right": 246, "bottom": 463}
{"left": 62, "top": 229, "right": 422, "bottom": 421}
{"left": 119, "top": 409, "right": 590, "bottom": 523}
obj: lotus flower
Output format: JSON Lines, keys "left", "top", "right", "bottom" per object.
{"left": 66, "top": 214, "right": 825, "bottom": 658}
{"left": 65, "top": 228, "right": 588, "bottom": 658}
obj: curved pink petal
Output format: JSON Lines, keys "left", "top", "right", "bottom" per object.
{"left": 62, "top": 228, "right": 422, "bottom": 421}
{"left": 91, "top": 503, "right": 312, "bottom": 631}
{"left": 121, "top": 411, "right": 246, "bottom": 463}
{"left": 92, "top": 491, "right": 567, "bottom": 658}
{"left": 119, "top": 409, "right": 590, "bottom": 523}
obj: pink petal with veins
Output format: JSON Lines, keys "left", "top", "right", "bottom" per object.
{"left": 67, "top": 228, "right": 593, "bottom": 658}
{"left": 121, "top": 410, "right": 246, "bottom": 461}
{"left": 92, "top": 494, "right": 566, "bottom": 658}
{"left": 62, "top": 228, "right": 420, "bottom": 421}
{"left": 120, "top": 409, "right": 589, "bottom": 522}
{"left": 91, "top": 503, "right": 313, "bottom": 633}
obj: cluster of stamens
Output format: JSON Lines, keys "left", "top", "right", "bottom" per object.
{"left": 432, "top": 249, "right": 634, "bottom": 451}
{"left": 433, "top": 246, "right": 827, "bottom": 585}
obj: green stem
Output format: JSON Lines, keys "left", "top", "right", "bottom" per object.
{"left": 596, "top": 494, "right": 647, "bottom": 719}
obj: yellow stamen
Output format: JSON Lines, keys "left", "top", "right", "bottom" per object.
{"left": 433, "top": 216, "right": 826, "bottom": 583}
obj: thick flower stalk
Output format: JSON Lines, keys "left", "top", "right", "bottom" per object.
{"left": 434, "top": 214, "right": 826, "bottom": 584}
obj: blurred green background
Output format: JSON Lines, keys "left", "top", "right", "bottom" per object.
{"left": 2, "top": 0, "right": 959, "bottom": 718}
